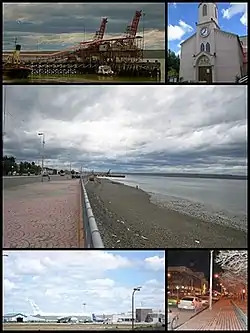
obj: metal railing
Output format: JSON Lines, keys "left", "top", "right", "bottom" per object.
{"left": 231, "top": 300, "right": 248, "bottom": 330}
{"left": 80, "top": 176, "right": 104, "bottom": 248}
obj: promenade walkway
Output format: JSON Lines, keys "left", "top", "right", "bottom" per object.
{"left": 176, "top": 299, "right": 246, "bottom": 330}
{"left": 3, "top": 179, "right": 82, "bottom": 248}
{"left": 233, "top": 300, "right": 247, "bottom": 314}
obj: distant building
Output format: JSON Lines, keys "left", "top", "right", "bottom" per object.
{"left": 3, "top": 313, "right": 46, "bottom": 323}
{"left": 136, "top": 308, "right": 152, "bottom": 322}
{"left": 168, "top": 266, "right": 208, "bottom": 296}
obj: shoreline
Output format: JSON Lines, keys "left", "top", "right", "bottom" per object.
{"left": 85, "top": 179, "right": 247, "bottom": 248}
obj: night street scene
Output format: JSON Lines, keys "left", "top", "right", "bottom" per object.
{"left": 167, "top": 250, "right": 247, "bottom": 330}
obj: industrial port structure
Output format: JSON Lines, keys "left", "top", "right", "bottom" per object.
{"left": 3, "top": 11, "right": 161, "bottom": 79}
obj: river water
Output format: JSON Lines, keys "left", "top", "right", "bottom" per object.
{"left": 3, "top": 59, "right": 165, "bottom": 83}
{"left": 106, "top": 174, "right": 247, "bottom": 232}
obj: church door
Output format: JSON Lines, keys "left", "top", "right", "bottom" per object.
{"left": 198, "top": 66, "right": 212, "bottom": 83}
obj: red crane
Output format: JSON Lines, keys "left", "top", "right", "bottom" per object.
{"left": 94, "top": 17, "right": 108, "bottom": 40}
{"left": 125, "top": 10, "right": 142, "bottom": 38}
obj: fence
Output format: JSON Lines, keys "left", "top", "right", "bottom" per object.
{"left": 231, "top": 300, "right": 248, "bottom": 330}
{"left": 80, "top": 176, "right": 104, "bottom": 248}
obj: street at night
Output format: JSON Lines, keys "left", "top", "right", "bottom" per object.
{"left": 167, "top": 250, "right": 247, "bottom": 330}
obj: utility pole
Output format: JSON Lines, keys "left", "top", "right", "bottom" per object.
{"left": 209, "top": 250, "right": 214, "bottom": 310}
{"left": 132, "top": 287, "right": 141, "bottom": 330}
{"left": 38, "top": 132, "right": 45, "bottom": 182}
{"left": 3, "top": 85, "right": 6, "bottom": 136}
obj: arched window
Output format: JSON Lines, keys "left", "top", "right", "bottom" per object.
{"left": 200, "top": 43, "right": 205, "bottom": 52}
{"left": 203, "top": 4, "right": 207, "bottom": 16}
{"left": 206, "top": 42, "right": 210, "bottom": 53}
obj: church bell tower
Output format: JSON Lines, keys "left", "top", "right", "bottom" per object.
{"left": 198, "top": 3, "right": 219, "bottom": 29}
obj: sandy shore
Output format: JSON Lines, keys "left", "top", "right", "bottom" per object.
{"left": 85, "top": 179, "right": 247, "bottom": 248}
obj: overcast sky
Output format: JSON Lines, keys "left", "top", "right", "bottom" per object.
{"left": 3, "top": 2, "right": 165, "bottom": 50}
{"left": 3, "top": 250, "right": 165, "bottom": 315}
{"left": 3, "top": 85, "right": 247, "bottom": 175}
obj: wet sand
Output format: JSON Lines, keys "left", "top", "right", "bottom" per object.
{"left": 85, "top": 179, "right": 247, "bottom": 248}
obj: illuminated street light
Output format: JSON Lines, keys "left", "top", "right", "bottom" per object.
{"left": 168, "top": 273, "right": 171, "bottom": 277}
{"left": 209, "top": 250, "right": 214, "bottom": 310}
{"left": 214, "top": 274, "right": 219, "bottom": 278}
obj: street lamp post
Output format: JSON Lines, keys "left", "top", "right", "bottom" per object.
{"left": 132, "top": 287, "right": 141, "bottom": 330}
{"left": 209, "top": 250, "right": 214, "bottom": 310}
{"left": 68, "top": 153, "right": 71, "bottom": 178}
{"left": 3, "top": 85, "right": 7, "bottom": 136}
{"left": 38, "top": 132, "right": 45, "bottom": 182}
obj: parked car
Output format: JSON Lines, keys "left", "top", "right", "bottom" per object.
{"left": 97, "top": 65, "right": 114, "bottom": 76}
{"left": 200, "top": 296, "right": 209, "bottom": 306}
{"left": 177, "top": 296, "right": 203, "bottom": 311}
{"left": 168, "top": 309, "right": 179, "bottom": 330}
{"left": 168, "top": 296, "right": 178, "bottom": 307}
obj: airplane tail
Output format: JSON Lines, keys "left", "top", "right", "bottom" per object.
{"left": 28, "top": 298, "right": 42, "bottom": 316}
{"left": 92, "top": 313, "right": 96, "bottom": 321}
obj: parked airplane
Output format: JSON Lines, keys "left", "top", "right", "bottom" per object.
{"left": 92, "top": 313, "right": 109, "bottom": 324}
{"left": 27, "top": 299, "right": 90, "bottom": 322}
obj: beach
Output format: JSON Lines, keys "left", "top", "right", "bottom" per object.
{"left": 85, "top": 179, "right": 247, "bottom": 248}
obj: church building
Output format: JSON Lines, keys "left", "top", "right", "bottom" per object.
{"left": 179, "top": 3, "right": 247, "bottom": 83}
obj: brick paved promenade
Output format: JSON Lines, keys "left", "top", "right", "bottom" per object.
{"left": 176, "top": 299, "right": 245, "bottom": 330}
{"left": 4, "top": 180, "right": 81, "bottom": 248}
{"left": 233, "top": 300, "right": 247, "bottom": 314}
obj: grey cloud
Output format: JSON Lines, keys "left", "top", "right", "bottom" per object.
{"left": 3, "top": 85, "right": 247, "bottom": 175}
{"left": 3, "top": 2, "right": 165, "bottom": 49}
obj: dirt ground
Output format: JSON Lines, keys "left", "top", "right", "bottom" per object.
{"left": 3, "top": 323, "right": 159, "bottom": 331}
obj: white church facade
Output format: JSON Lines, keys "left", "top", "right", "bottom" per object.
{"left": 179, "top": 3, "right": 247, "bottom": 83}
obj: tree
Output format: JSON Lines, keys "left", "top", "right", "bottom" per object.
{"left": 2, "top": 155, "right": 16, "bottom": 175}
{"left": 168, "top": 49, "right": 180, "bottom": 80}
{"left": 215, "top": 250, "right": 247, "bottom": 278}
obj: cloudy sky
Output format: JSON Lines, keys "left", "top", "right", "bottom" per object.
{"left": 3, "top": 250, "right": 165, "bottom": 315}
{"left": 3, "top": 85, "right": 247, "bottom": 175}
{"left": 3, "top": 2, "right": 165, "bottom": 50}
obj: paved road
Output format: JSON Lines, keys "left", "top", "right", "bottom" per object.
{"left": 3, "top": 175, "right": 69, "bottom": 189}
{"left": 3, "top": 179, "right": 81, "bottom": 248}
{"left": 169, "top": 306, "right": 205, "bottom": 329}
{"left": 176, "top": 299, "right": 245, "bottom": 330}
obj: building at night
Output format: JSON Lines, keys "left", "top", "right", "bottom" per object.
{"left": 167, "top": 266, "right": 208, "bottom": 296}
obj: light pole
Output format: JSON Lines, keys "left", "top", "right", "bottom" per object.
{"left": 132, "top": 286, "right": 141, "bottom": 330}
{"left": 3, "top": 85, "right": 6, "bottom": 136}
{"left": 38, "top": 132, "right": 45, "bottom": 182}
{"left": 68, "top": 153, "right": 71, "bottom": 178}
{"left": 83, "top": 303, "right": 86, "bottom": 311}
{"left": 209, "top": 250, "right": 214, "bottom": 310}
